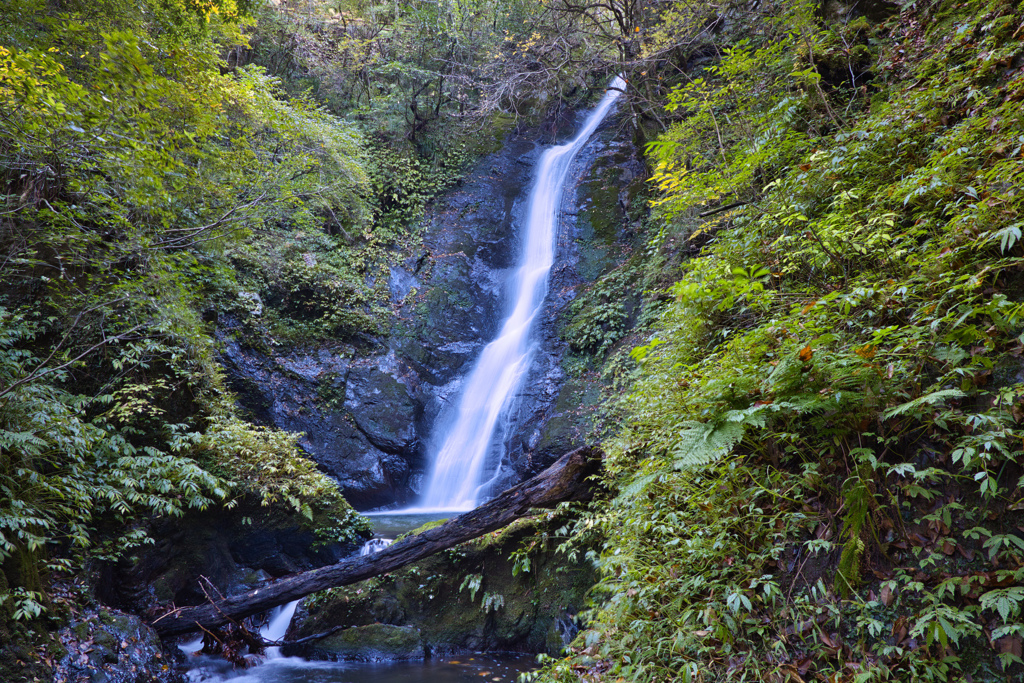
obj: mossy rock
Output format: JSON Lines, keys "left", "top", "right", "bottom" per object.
{"left": 534, "top": 378, "right": 603, "bottom": 460}
{"left": 464, "top": 112, "right": 516, "bottom": 158}
{"left": 303, "top": 624, "right": 424, "bottom": 661}
{"left": 51, "top": 608, "right": 173, "bottom": 683}
{"left": 395, "top": 518, "right": 449, "bottom": 542}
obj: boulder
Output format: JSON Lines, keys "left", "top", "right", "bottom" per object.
{"left": 345, "top": 366, "right": 418, "bottom": 454}
{"left": 300, "top": 624, "right": 424, "bottom": 662}
{"left": 53, "top": 609, "right": 181, "bottom": 683}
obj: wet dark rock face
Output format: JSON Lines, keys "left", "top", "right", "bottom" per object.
{"left": 219, "top": 340, "right": 421, "bottom": 510}
{"left": 53, "top": 608, "right": 183, "bottom": 683}
{"left": 221, "top": 110, "right": 642, "bottom": 510}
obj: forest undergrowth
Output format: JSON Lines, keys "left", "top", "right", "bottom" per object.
{"left": 0, "top": 3, "right": 381, "bottom": 669}
{"left": 5, "top": 0, "right": 1024, "bottom": 680}
{"left": 538, "top": 0, "right": 1024, "bottom": 680}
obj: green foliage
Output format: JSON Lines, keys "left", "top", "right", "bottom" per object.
{"left": 460, "top": 572, "right": 483, "bottom": 602}
{"left": 457, "top": 572, "right": 506, "bottom": 613}
{"left": 563, "top": 265, "right": 638, "bottom": 357}
{"left": 542, "top": 461, "right": 802, "bottom": 683}
{"left": 246, "top": 0, "right": 532, "bottom": 239}
{"left": 835, "top": 460, "right": 874, "bottom": 598}
{"left": 0, "top": 0, "right": 371, "bottom": 630}
{"left": 481, "top": 591, "right": 505, "bottom": 613}
{"left": 195, "top": 418, "right": 333, "bottom": 510}
{"left": 0, "top": 589, "right": 43, "bottom": 622}
{"left": 367, "top": 144, "right": 469, "bottom": 234}
{"left": 228, "top": 227, "right": 386, "bottom": 345}
{"left": 540, "top": 0, "right": 1024, "bottom": 680}
{"left": 0, "top": 309, "right": 224, "bottom": 566}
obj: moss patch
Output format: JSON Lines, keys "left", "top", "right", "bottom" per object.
{"left": 306, "top": 624, "right": 424, "bottom": 661}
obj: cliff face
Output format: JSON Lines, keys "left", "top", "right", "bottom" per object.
{"left": 220, "top": 110, "right": 645, "bottom": 510}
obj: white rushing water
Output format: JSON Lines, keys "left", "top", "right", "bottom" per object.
{"left": 178, "top": 602, "right": 299, "bottom": 662}
{"left": 416, "top": 77, "right": 626, "bottom": 512}
{"left": 176, "top": 79, "right": 628, "bottom": 675}
{"left": 261, "top": 536, "right": 391, "bottom": 658}
{"left": 360, "top": 537, "right": 394, "bottom": 555}
{"left": 182, "top": 537, "right": 393, "bottom": 672}
{"left": 260, "top": 600, "right": 299, "bottom": 659}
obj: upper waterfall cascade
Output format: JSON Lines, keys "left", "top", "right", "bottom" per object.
{"left": 415, "top": 77, "right": 626, "bottom": 512}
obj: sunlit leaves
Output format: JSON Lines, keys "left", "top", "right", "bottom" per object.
{"left": 0, "top": 0, "right": 374, "bottom": 614}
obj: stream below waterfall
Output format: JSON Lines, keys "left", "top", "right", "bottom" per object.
{"left": 180, "top": 77, "right": 623, "bottom": 683}
{"left": 182, "top": 654, "right": 534, "bottom": 683}
{"left": 181, "top": 516, "right": 534, "bottom": 683}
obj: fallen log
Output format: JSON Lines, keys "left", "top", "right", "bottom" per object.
{"left": 151, "top": 446, "right": 602, "bottom": 638}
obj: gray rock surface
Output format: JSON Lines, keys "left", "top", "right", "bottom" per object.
{"left": 304, "top": 624, "right": 424, "bottom": 662}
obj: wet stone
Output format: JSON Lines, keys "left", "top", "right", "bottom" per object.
{"left": 298, "top": 624, "right": 424, "bottom": 662}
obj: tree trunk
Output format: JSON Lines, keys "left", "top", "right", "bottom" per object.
{"left": 151, "top": 446, "right": 602, "bottom": 638}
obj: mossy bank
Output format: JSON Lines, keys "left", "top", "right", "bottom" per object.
{"left": 285, "top": 514, "right": 596, "bottom": 660}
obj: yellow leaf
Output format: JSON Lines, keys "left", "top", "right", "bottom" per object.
{"left": 854, "top": 344, "right": 876, "bottom": 360}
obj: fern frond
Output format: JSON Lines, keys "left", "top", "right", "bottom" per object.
{"left": 671, "top": 405, "right": 769, "bottom": 470}
{"left": 617, "top": 471, "right": 661, "bottom": 502}
{"left": 884, "top": 388, "right": 965, "bottom": 419}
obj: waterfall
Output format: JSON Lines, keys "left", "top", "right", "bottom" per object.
{"left": 176, "top": 600, "right": 300, "bottom": 661}
{"left": 260, "top": 537, "right": 390, "bottom": 659}
{"left": 417, "top": 77, "right": 626, "bottom": 511}
{"left": 175, "top": 601, "right": 300, "bottom": 660}
{"left": 260, "top": 600, "right": 299, "bottom": 659}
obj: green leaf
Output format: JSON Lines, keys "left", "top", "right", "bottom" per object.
{"left": 883, "top": 388, "right": 966, "bottom": 419}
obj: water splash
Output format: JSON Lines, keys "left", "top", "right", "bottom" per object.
{"left": 262, "top": 537, "right": 390, "bottom": 657}
{"left": 417, "top": 77, "right": 626, "bottom": 512}
{"left": 177, "top": 635, "right": 204, "bottom": 656}
{"left": 360, "top": 537, "right": 394, "bottom": 555}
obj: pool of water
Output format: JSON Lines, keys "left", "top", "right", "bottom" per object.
{"left": 184, "top": 653, "right": 536, "bottom": 683}
{"left": 363, "top": 511, "right": 455, "bottom": 539}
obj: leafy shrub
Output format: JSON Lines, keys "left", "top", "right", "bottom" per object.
{"left": 0, "top": 309, "right": 224, "bottom": 584}
{"left": 563, "top": 266, "right": 639, "bottom": 357}
{"left": 192, "top": 416, "right": 368, "bottom": 543}
{"left": 0, "top": 0, "right": 373, "bottom": 623}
